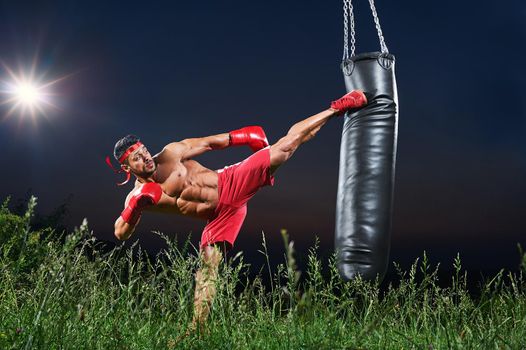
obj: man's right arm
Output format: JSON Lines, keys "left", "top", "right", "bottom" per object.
{"left": 114, "top": 215, "right": 140, "bottom": 240}
{"left": 114, "top": 182, "right": 162, "bottom": 241}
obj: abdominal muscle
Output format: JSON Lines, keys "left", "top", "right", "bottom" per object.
{"left": 176, "top": 184, "right": 218, "bottom": 219}
{"left": 153, "top": 159, "right": 219, "bottom": 220}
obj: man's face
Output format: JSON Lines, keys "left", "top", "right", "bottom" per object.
{"left": 123, "top": 145, "right": 156, "bottom": 177}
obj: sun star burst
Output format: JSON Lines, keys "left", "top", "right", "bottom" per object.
{"left": 0, "top": 58, "right": 66, "bottom": 125}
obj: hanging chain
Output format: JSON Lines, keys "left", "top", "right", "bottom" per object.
{"left": 368, "top": 0, "right": 388, "bottom": 53}
{"left": 342, "top": 0, "right": 389, "bottom": 59}
{"left": 350, "top": 1, "right": 356, "bottom": 57}
{"left": 342, "top": 0, "right": 356, "bottom": 60}
{"left": 343, "top": 0, "right": 348, "bottom": 60}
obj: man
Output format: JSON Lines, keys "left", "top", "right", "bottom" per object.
{"left": 111, "top": 90, "right": 367, "bottom": 331}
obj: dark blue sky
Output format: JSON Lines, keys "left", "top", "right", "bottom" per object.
{"left": 0, "top": 0, "right": 525, "bottom": 274}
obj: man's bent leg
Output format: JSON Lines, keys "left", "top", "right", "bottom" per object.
{"left": 191, "top": 245, "right": 223, "bottom": 331}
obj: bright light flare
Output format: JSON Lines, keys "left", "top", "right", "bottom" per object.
{"left": 0, "top": 59, "right": 67, "bottom": 124}
{"left": 13, "top": 82, "right": 41, "bottom": 105}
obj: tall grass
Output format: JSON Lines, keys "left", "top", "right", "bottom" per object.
{"left": 1, "top": 197, "right": 525, "bottom": 349}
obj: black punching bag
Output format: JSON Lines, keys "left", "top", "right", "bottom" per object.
{"left": 335, "top": 51, "right": 398, "bottom": 282}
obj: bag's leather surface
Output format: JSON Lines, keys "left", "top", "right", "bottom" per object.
{"left": 336, "top": 51, "right": 399, "bottom": 282}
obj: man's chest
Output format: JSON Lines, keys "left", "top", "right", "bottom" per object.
{"left": 154, "top": 161, "right": 188, "bottom": 197}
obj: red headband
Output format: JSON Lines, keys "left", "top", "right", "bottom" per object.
{"left": 105, "top": 141, "right": 143, "bottom": 186}
{"left": 118, "top": 141, "right": 143, "bottom": 163}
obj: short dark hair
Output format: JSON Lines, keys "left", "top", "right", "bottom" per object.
{"left": 114, "top": 134, "right": 140, "bottom": 162}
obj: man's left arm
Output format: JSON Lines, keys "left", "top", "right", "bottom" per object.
{"left": 165, "top": 126, "right": 269, "bottom": 159}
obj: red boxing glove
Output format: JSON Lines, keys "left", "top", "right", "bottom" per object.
{"left": 120, "top": 182, "right": 162, "bottom": 225}
{"left": 229, "top": 126, "right": 269, "bottom": 152}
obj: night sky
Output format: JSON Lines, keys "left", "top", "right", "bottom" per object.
{"left": 0, "top": 0, "right": 525, "bottom": 276}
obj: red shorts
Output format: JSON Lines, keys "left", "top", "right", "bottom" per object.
{"left": 200, "top": 147, "right": 274, "bottom": 249}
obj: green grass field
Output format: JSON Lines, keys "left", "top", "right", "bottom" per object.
{"left": 1, "top": 197, "right": 525, "bottom": 349}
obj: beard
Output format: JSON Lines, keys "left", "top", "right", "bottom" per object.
{"left": 133, "top": 162, "right": 156, "bottom": 178}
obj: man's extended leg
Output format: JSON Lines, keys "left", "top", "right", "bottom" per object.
{"left": 270, "top": 90, "right": 367, "bottom": 173}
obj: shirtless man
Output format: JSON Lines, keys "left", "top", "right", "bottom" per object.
{"left": 112, "top": 90, "right": 367, "bottom": 331}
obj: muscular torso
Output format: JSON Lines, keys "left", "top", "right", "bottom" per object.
{"left": 133, "top": 148, "right": 219, "bottom": 220}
